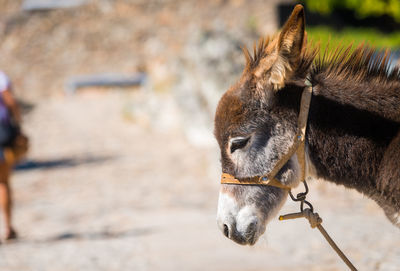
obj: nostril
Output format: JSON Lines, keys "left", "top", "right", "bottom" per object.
{"left": 248, "top": 221, "right": 257, "bottom": 232}
{"left": 223, "top": 224, "right": 230, "bottom": 238}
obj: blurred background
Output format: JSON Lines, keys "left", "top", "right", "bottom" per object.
{"left": 0, "top": 0, "right": 399, "bottom": 270}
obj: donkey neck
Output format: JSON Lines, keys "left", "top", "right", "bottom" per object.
{"left": 305, "top": 83, "right": 400, "bottom": 197}
{"left": 311, "top": 67, "right": 400, "bottom": 123}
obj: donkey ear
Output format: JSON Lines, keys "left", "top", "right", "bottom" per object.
{"left": 269, "top": 4, "right": 306, "bottom": 90}
{"left": 278, "top": 4, "right": 305, "bottom": 64}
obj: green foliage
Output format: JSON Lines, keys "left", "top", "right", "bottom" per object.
{"left": 303, "top": 0, "right": 400, "bottom": 22}
{"left": 246, "top": 15, "right": 259, "bottom": 33}
{"left": 307, "top": 26, "right": 400, "bottom": 50}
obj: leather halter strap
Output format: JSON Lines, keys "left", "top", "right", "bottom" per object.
{"left": 221, "top": 82, "right": 313, "bottom": 190}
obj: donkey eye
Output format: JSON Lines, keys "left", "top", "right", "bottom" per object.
{"left": 230, "top": 137, "right": 250, "bottom": 153}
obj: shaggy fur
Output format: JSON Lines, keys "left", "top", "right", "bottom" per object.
{"left": 215, "top": 4, "right": 400, "bottom": 240}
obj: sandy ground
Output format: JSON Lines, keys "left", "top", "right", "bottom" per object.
{"left": 0, "top": 90, "right": 399, "bottom": 271}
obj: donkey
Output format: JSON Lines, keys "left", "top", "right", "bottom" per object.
{"left": 214, "top": 4, "right": 400, "bottom": 246}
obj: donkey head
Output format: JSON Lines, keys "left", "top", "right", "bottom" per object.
{"left": 214, "top": 5, "right": 311, "bottom": 245}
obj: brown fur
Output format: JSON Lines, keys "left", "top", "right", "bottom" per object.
{"left": 215, "top": 4, "right": 400, "bottom": 233}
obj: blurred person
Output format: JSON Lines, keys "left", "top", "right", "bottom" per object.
{"left": 0, "top": 71, "right": 28, "bottom": 242}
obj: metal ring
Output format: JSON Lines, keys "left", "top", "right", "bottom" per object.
{"left": 288, "top": 180, "right": 309, "bottom": 202}
{"left": 302, "top": 200, "right": 314, "bottom": 213}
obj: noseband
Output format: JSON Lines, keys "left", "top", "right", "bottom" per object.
{"left": 219, "top": 81, "right": 359, "bottom": 269}
{"left": 221, "top": 80, "right": 313, "bottom": 190}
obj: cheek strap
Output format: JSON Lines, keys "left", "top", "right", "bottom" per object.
{"left": 221, "top": 83, "right": 312, "bottom": 189}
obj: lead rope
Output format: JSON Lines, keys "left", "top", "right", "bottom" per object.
{"left": 279, "top": 181, "right": 358, "bottom": 271}
{"left": 220, "top": 80, "right": 358, "bottom": 269}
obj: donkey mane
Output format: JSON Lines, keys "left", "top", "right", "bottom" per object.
{"left": 244, "top": 38, "right": 400, "bottom": 123}
{"left": 311, "top": 44, "right": 400, "bottom": 123}
{"left": 313, "top": 44, "right": 400, "bottom": 85}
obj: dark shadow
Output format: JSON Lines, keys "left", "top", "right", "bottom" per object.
{"left": 17, "top": 99, "right": 35, "bottom": 115}
{"left": 47, "top": 227, "right": 156, "bottom": 242}
{"left": 7, "top": 227, "right": 157, "bottom": 245}
{"left": 3, "top": 227, "right": 157, "bottom": 245}
{"left": 14, "top": 155, "right": 115, "bottom": 171}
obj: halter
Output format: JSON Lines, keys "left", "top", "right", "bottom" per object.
{"left": 219, "top": 81, "right": 359, "bottom": 270}
{"left": 220, "top": 79, "right": 313, "bottom": 189}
